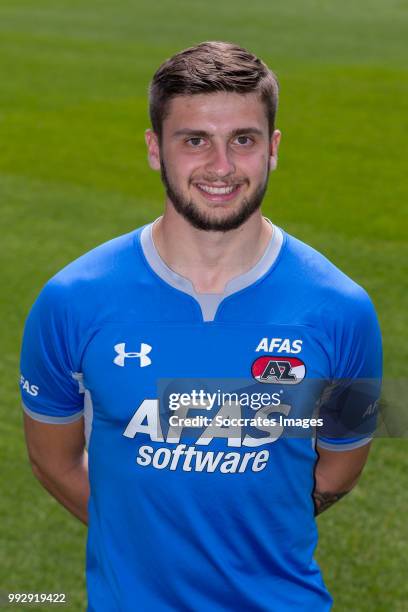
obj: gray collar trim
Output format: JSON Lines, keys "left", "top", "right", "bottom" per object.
{"left": 140, "top": 218, "right": 283, "bottom": 321}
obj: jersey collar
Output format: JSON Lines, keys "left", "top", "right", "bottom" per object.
{"left": 140, "top": 217, "right": 283, "bottom": 321}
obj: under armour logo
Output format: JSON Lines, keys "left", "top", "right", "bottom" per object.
{"left": 113, "top": 342, "right": 152, "bottom": 367}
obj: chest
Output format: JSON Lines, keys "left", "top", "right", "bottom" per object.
{"left": 82, "top": 321, "right": 330, "bottom": 435}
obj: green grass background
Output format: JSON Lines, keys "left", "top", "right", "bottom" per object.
{"left": 1, "top": 0, "right": 407, "bottom": 609}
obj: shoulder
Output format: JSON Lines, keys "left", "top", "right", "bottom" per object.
{"left": 279, "top": 230, "right": 375, "bottom": 316}
{"left": 279, "top": 230, "right": 381, "bottom": 371}
{"left": 28, "top": 225, "right": 148, "bottom": 329}
{"left": 49, "top": 227, "right": 144, "bottom": 289}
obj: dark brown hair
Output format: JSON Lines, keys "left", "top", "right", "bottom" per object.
{"left": 149, "top": 41, "right": 279, "bottom": 140}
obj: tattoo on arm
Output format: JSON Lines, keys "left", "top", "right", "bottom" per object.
{"left": 313, "top": 490, "right": 350, "bottom": 516}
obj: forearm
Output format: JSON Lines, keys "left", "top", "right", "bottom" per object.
{"left": 313, "top": 443, "right": 371, "bottom": 516}
{"left": 313, "top": 481, "right": 355, "bottom": 516}
{"left": 31, "top": 452, "right": 90, "bottom": 525}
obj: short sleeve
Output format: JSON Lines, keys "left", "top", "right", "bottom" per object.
{"left": 19, "top": 280, "right": 84, "bottom": 424}
{"left": 317, "top": 288, "right": 382, "bottom": 451}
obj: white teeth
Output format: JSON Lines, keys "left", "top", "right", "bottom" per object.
{"left": 197, "top": 184, "right": 236, "bottom": 195}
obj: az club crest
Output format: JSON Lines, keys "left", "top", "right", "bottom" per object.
{"left": 251, "top": 356, "right": 306, "bottom": 384}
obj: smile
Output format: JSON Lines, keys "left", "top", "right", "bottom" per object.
{"left": 195, "top": 183, "right": 243, "bottom": 202}
{"left": 197, "top": 184, "right": 236, "bottom": 195}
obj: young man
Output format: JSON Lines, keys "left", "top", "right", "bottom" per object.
{"left": 20, "top": 42, "right": 382, "bottom": 611}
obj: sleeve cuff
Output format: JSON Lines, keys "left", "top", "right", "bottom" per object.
{"left": 316, "top": 436, "right": 372, "bottom": 451}
{"left": 22, "top": 402, "right": 84, "bottom": 424}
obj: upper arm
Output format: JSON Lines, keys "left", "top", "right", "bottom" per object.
{"left": 23, "top": 412, "right": 86, "bottom": 479}
{"left": 20, "top": 279, "right": 85, "bottom": 424}
{"left": 20, "top": 280, "right": 87, "bottom": 479}
{"left": 317, "top": 288, "right": 382, "bottom": 451}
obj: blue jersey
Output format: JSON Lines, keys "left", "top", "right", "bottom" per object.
{"left": 20, "top": 220, "right": 382, "bottom": 612}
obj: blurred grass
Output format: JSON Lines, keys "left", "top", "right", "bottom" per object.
{"left": 0, "top": 0, "right": 407, "bottom": 610}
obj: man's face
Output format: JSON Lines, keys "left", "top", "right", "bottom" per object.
{"left": 145, "top": 92, "right": 281, "bottom": 232}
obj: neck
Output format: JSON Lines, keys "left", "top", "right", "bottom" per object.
{"left": 152, "top": 203, "right": 273, "bottom": 293}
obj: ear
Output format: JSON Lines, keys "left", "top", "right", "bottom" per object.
{"left": 269, "top": 129, "right": 282, "bottom": 172}
{"left": 145, "top": 129, "right": 161, "bottom": 171}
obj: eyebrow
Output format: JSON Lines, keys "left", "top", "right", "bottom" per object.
{"left": 173, "top": 127, "right": 264, "bottom": 138}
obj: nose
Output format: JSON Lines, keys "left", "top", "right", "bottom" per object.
{"left": 205, "top": 143, "right": 235, "bottom": 178}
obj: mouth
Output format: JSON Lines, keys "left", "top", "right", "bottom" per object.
{"left": 194, "top": 182, "right": 243, "bottom": 203}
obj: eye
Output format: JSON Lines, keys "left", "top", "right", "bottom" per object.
{"left": 233, "top": 135, "right": 253, "bottom": 146}
{"left": 187, "top": 137, "right": 205, "bottom": 147}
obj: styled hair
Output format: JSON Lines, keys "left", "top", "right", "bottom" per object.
{"left": 149, "top": 41, "right": 279, "bottom": 139}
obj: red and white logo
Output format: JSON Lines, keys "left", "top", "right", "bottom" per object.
{"left": 251, "top": 356, "right": 306, "bottom": 384}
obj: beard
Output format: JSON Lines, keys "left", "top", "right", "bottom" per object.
{"left": 160, "top": 160, "right": 269, "bottom": 232}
